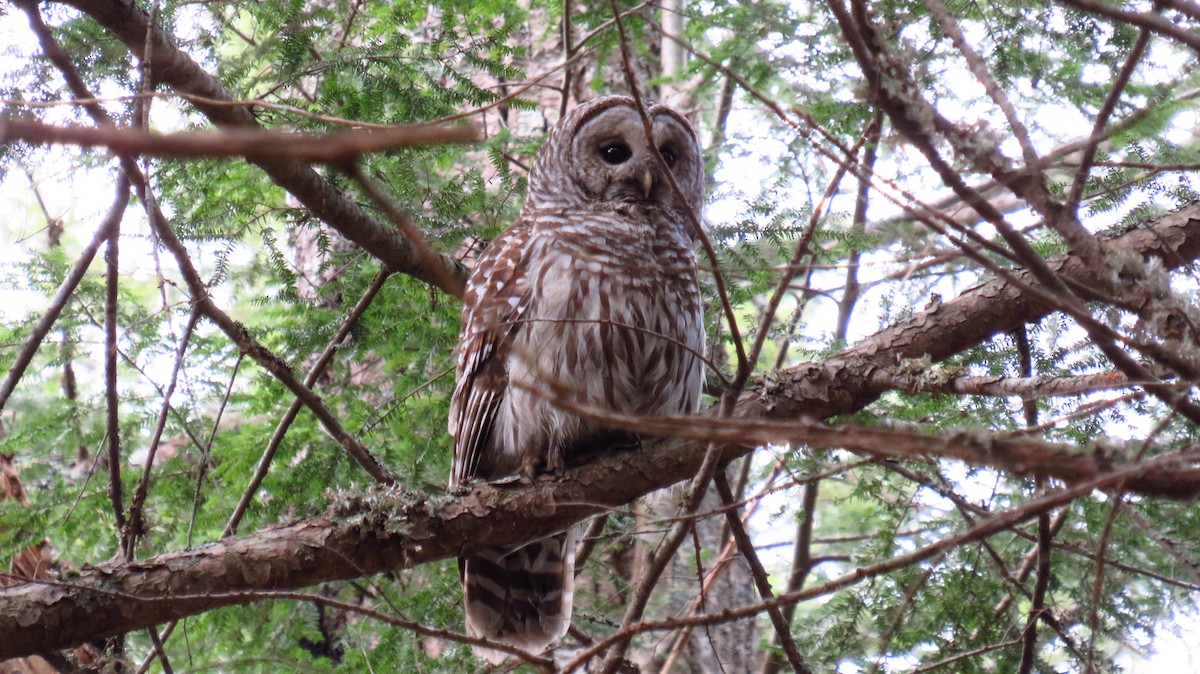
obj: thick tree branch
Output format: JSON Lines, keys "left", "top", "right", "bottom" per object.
{"left": 868, "top": 368, "right": 1153, "bottom": 400}
{"left": 4, "top": 425, "right": 1197, "bottom": 661}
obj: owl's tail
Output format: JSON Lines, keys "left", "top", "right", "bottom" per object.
{"left": 461, "top": 529, "right": 577, "bottom": 664}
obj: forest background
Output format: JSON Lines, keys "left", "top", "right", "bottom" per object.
{"left": 2, "top": 0, "right": 1200, "bottom": 672}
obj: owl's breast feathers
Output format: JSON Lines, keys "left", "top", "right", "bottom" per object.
{"left": 516, "top": 204, "right": 705, "bottom": 420}
{"left": 452, "top": 202, "right": 705, "bottom": 482}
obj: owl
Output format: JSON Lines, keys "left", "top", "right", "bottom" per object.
{"left": 448, "top": 95, "right": 706, "bottom": 662}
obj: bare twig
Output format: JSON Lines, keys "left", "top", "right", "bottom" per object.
{"left": 128, "top": 311, "right": 200, "bottom": 554}
{"left": 759, "top": 479, "right": 819, "bottom": 674}
{"left": 225, "top": 268, "right": 393, "bottom": 536}
{"left": 105, "top": 183, "right": 129, "bottom": 558}
{"left": 346, "top": 166, "right": 459, "bottom": 301}
{"left": 713, "top": 472, "right": 813, "bottom": 674}
{"left": 924, "top": 0, "right": 1040, "bottom": 167}
{"left": 1084, "top": 497, "right": 1123, "bottom": 673}
{"left": 1016, "top": 327, "right": 1049, "bottom": 674}
{"left": 1065, "top": 24, "right": 1154, "bottom": 210}
{"left": 910, "top": 638, "right": 1024, "bottom": 673}
{"left": 190, "top": 353, "right": 243, "bottom": 545}
{"left": 0, "top": 116, "right": 478, "bottom": 161}
{"left": 833, "top": 108, "right": 883, "bottom": 343}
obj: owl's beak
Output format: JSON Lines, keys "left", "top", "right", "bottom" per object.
{"left": 641, "top": 168, "right": 654, "bottom": 200}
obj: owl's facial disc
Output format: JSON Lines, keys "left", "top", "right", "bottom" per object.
{"left": 570, "top": 105, "right": 698, "bottom": 208}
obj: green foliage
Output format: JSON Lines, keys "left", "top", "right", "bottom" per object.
{"left": 2, "top": 0, "right": 1200, "bottom": 671}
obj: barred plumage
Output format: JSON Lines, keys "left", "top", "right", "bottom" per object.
{"left": 449, "top": 95, "right": 706, "bottom": 662}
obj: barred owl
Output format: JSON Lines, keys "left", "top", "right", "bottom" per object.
{"left": 448, "top": 95, "right": 706, "bottom": 662}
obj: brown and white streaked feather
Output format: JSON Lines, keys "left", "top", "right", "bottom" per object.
{"left": 449, "top": 95, "right": 706, "bottom": 663}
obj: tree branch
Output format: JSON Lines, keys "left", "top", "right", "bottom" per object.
{"left": 0, "top": 116, "right": 478, "bottom": 161}
{"left": 51, "top": 0, "right": 470, "bottom": 298}
{"left": 4, "top": 423, "right": 1194, "bottom": 661}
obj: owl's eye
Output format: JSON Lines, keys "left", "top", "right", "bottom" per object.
{"left": 659, "top": 146, "right": 678, "bottom": 168}
{"left": 600, "top": 142, "right": 632, "bottom": 165}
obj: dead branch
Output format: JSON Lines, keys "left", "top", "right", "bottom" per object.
{"left": 0, "top": 116, "right": 478, "bottom": 161}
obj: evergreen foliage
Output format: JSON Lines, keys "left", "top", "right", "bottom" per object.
{"left": 1, "top": 0, "right": 1200, "bottom": 672}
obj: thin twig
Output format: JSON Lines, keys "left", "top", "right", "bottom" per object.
{"left": 0, "top": 183, "right": 130, "bottom": 413}
{"left": 105, "top": 186, "right": 129, "bottom": 558}
{"left": 833, "top": 108, "right": 883, "bottom": 344}
{"left": 759, "top": 479, "right": 819, "bottom": 674}
{"left": 924, "top": 0, "right": 1040, "bottom": 167}
{"left": 346, "top": 166, "right": 458, "bottom": 301}
{"left": 1016, "top": 327, "right": 1049, "bottom": 674}
{"left": 713, "top": 472, "right": 812, "bottom": 674}
{"left": 190, "top": 353, "right": 244, "bottom": 546}
{"left": 225, "top": 267, "right": 393, "bottom": 536}
{"left": 742, "top": 120, "right": 866, "bottom": 378}
{"left": 910, "top": 638, "right": 1024, "bottom": 673}
{"left": 1084, "top": 496, "right": 1122, "bottom": 673}
{"left": 127, "top": 311, "right": 200, "bottom": 554}
{"left": 1065, "top": 24, "right": 1154, "bottom": 210}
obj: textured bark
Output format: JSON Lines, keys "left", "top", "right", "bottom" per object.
{"left": 1, "top": 454, "right": 100, "bottom": 671}
{"left": 4, "top": 204, "right": 1200, "bottom": 660}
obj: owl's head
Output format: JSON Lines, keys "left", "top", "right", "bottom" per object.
{"left": 525, "top": 96, "right": 703, "bottom": 219}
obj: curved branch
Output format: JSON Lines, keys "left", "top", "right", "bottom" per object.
{"left": 3, "top": 430, "right": 1195, "bottom": 660}
{"left": 52, "top": 0, "right": 470, "bottom": 298}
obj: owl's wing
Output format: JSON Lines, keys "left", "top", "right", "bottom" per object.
{"left": 449, "top": 224, "right": 534, "bottom": 487}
